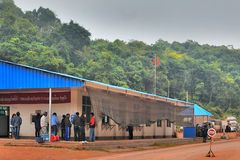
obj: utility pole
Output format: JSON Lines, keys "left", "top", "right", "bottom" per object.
{"left": 167, "top": 79, "right": 170, "bottom": 98}
{"left": 154, "top": 53, "right": 157, "bottom": 95}
{"left": 184, "top": 71, "right": 188, "bottom": 102}
{"left": 152, "top": 53, "right": 160, "bottom": 95}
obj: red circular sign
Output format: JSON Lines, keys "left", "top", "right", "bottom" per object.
{"left": 207, "top": 128, "right": 216, "bottom": 138}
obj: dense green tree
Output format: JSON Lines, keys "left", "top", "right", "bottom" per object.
{"left": 61, "top": 20, "right": 91, "bottom": 50}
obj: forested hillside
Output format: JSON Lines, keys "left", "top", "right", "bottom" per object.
{"left": 0, "top": 0, "right": 239, "bottom": 120}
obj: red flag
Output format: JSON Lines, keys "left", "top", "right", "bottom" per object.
{"left": 152, "top": 56, "right": 161, "bottom": 67}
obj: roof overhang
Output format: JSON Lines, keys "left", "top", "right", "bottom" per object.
{"left": 85, "top": 81, "right": 193, "bottom": 107}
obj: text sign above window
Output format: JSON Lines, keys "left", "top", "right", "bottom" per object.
{"left": 0, "top": 92, "right": 71, "bottom": 104}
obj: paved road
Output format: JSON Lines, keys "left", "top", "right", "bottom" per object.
{"left": 85, "top": 139, "right": 240, "bottom": 160}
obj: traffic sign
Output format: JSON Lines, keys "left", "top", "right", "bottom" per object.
{"left": 207, "top": 128, "right": 216, "bottom": 138}
{"left": 206, "top": 128, "right": 216, "bottom": 157}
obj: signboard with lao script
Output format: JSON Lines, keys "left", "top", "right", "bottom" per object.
{"left": 0, "top": 92, "right": 71, "bottom": 104}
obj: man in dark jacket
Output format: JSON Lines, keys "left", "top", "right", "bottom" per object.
{"left": 64, "top": 114, "right": 71, "bottom": 141}
{"left": 13, "top": 112, "right": 22, "bottom": 139}
{"left": 34, "top": 113, "right": 41, "bottom": 137}
{"left": 127, "top": 125, "right": 134, "bottom": 140}
{"left": 73, "top": 112, "right": 81, "bottom": 141}
{"left": 225, "top": 124, "right": 231, "bottom": 132}
{"left": 80, "top": 113, "right": 87, "bottom": 143}
{"left": 61, "top": 115, "right": 66, "bottom": 140}
{"left": 201, "top": 123, "right": 208, "bottom": 143}
{"left": 10, "top": 114, "right": 16, "bottom": 138}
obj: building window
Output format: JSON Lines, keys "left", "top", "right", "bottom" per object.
{"left": 167, "top": 120, "right": 171, "bottom": 127}
{"left": 0, "top": 106, "right": 9, "bottom": 116}
{"left": 31, "top": 110, "right": 42, "bottom": 123}
{"left": 31, "top": 114, "right": 36, "bottom": 123}
{"left": 35, "top": 110, "right": 41, "bottom": 114}
{"left": 102, "top": 115, "right": 110, "bottom": 125}
{"left": 157, "top": 119, "right": 162, "bottom": 127}
{"left": 82, "top": 96, "right": 91, "bottom": 122}
{"left": 183, "top": 117, "right": 192, "bottom": 123}
{"left": 0, "top": 110, "right": 5, "bottom": 116}
{"left": 146, "top": 120, "right": 151, "bottom": 127}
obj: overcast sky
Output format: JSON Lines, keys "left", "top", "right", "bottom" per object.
{"left": 14, "top": 0, "right": 240, "bottom": 48}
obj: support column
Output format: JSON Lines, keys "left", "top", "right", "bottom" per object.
{"left": 153, "top": 122, "right": 156, "bottom": 138}
{"left": 48, "top": 88, "right": 52, "bottom": 142}
{"left": 163, "top": 120, "right": 166, "bottom": 138}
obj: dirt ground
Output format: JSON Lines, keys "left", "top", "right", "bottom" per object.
{"left": 85, "top": 138, "right": 240, "bottom": 160}
{"left": 0, "top": 140, "right": 109, "bottom": 160}
{"left": 0, "top": 138, "right": 240, "bottom": 160}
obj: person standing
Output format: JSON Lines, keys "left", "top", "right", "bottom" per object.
{"left": 225, "top": 123, "right": 231, "bottom": 132}
{"left": 80, "top": 112, "right": 87, "bottom": 144}
{"left": 34, "top": 113, "right": 41, "bottom": 137}
{"left": 13, "top": 112, "right": 22, "bottom": 139}
{"left": 51, "top": 112, "right": 58, "bottom": 136}
{"left": 89, "top": 112, "right": 96, "bottom": 142}
{"left": 70, "top": 112, "right": 76, "bottom": 138}
{"left": 61, "top": 115, "right": 66, "bottom": 140}
{"left": 64, "top": 113, "right": 71, "bottom": 141}
{"left": 127, "top": 125, "right": 134, "bottom": 140}
{"left": 40, "top": 112, "right": 48, "bottom": 135}
{"left": 201, "top": 123, "right": 208, "bottom": 143}
{"left": 10, "top": 114, "right": 16, "bottom": 138}
{"left": 73, "top": 112, "right": 81, "bottom": 141}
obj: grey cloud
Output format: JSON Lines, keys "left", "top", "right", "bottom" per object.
{"left": 14, "top": 0, "right": 240, "bottom": 48}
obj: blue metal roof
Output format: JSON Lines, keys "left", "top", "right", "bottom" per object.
{"left": 0, "top": 60, "right": 84, "bottom": 89}
{"left": 178, "top": 104, "right": 213, "bottom": 116}
{"left": 194, "top": 104, "right": 213, "bottom": 116}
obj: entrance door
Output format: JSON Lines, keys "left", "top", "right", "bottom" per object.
{"left": 0, "top": 106, "right": 9, "bottom": 137}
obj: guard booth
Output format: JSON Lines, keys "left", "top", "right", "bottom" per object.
{"left": 0, "top": 106, "right": 10, "bottom": 137}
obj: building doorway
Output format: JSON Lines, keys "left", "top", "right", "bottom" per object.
{"left": 0, "top": 106, "right": 10, "bottom": 137}
{"left": 82, "top": 96, "right": 92, "bottom": 122}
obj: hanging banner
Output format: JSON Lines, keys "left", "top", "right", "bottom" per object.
{"left": 0, "top": 92, "right": 71, "bottom": 104}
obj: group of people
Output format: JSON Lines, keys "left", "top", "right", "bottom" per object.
{"left": 10, "top": 112, "right": 22, "bottom": 139}
{"left": 196, "top": 122, "right": 235, "bottom": 143}
{"left": 196, "top": 123, "right": 212, "bottom": 143}
{"left": 33, "top": 111, "right": 96, "bottom": 143}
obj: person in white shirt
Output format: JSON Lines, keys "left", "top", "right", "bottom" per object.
{"left": 40, "top": 112, "right": 48, "bottom": 134}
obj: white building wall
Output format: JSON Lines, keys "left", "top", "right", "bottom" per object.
{"left": 2, "top": 88, "right": 175, "bottom": 138}
{"left": 5, "top": 88, "right": 80, "bottom": 137}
